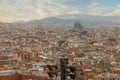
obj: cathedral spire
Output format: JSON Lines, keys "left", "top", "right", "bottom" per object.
{"left": 73, "top": 19, "right": 83, "bottom": 32}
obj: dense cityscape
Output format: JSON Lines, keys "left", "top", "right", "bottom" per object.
{"left": 0, "top": 21, "right": 119, "bottom": 80}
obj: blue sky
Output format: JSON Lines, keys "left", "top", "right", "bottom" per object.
{"left": 0, "top": 0, "right": 120, "bottom": 22}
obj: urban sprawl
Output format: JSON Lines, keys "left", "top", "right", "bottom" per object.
{"left": 0, "top": 21, "right": 120, "bottom": 80}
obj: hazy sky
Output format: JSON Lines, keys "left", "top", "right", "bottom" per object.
{"left": 0, "top": 0, "right": 120, "bottom": 22}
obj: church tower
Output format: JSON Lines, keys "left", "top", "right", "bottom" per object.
{"left": 73, "top": 20, "right": 83, "bottom": 32}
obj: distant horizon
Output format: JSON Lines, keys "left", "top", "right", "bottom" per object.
{"left": 0, "top": 0, "right": 120, "bottom": 22}
{"left": 1, "top": 14, "right": 120, "bottom": 23}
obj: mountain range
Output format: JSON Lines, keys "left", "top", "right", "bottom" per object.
{"left": 14, "top": 14, "right": 120, "bottom": 27}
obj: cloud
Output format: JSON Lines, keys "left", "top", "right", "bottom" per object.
{"left": 68, "top": 10, "right": 80, "bottom": 15}
{"left": 87, "top": 3, "right": 107, "bottom": 16}
{"left": 105, "top": 5, "right": 120, "bottom": 16}
{"left": 0, "top": 1, "right": 22, "bottom": 22}
{"left": 0, "top": 0, "right": 119, "bottom": 22}
{"left": 0, "top": 0, "right": 68, "bottom": 22}
{"left": 45, "top": 4, "right": 67, "bottom": 16}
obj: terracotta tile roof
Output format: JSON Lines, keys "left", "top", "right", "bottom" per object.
{"left": 74, "top": 64, "right": 92, "bottom": 70}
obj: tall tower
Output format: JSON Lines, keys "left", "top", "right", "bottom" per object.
{"left": 73, "top": 21, "right": 83, "bottom": 32}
